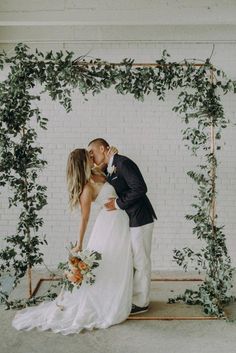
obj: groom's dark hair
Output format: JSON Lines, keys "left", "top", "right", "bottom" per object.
{"left": 88, "top": 138, "right": 109, "bottom": 148}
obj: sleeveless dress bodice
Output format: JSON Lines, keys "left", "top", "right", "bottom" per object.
{"left": 94, "top": 182, "right": 118, "bottom": 208}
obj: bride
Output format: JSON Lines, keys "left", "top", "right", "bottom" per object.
{"left": 12, "top": 148, "right": 133, "bottom": 335}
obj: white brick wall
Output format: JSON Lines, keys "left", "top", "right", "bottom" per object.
{"left": 1, "top": 41, "right": 236, "bottom": 272}
{"left": 0, "top": 0, "right": 236, "bottom": 26}
{"left": 0, "top": 0, "right": 236, "bottom": 271}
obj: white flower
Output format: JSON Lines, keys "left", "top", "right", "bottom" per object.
{"left": 107, "top": 165, "right": 116, "bottom": 175}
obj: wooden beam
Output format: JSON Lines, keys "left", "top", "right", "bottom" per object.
{"left": 30, "top": 276, "right": 226, "bottom": 320}
{"left": 30, "top": 276, "right": 204, "bottom": 298}
{"left": 151, "top": 278, "right": 203, "bottom": 282}
{"left": 74, "top": 61, "right": 207, "bottom": 68}
{"left": 127, "top": 316, "right": 220, "bottom": 321}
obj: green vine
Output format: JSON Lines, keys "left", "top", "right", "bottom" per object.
{"left": 169, "top": 66, "right": 236, "bottom": 317}
{"left": 0, "top": 44, "right": 235, "bottom": 317}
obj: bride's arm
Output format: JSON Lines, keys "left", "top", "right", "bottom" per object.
{"left": 72, "top": 185, "right": 92, "bottom": 252}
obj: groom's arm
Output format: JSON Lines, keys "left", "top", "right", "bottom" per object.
{"left": 116, "top": 159, "right": 147, "bottom": 210}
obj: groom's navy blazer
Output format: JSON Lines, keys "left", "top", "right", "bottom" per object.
{"left": 106, "top": 154, "right": 157, "bottom": 228}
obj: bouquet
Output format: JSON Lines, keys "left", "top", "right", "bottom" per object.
{"left": 58, "top": 245, "right": 102, "bottom": 293}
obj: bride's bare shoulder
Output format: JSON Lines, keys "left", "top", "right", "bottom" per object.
{"left": 80, "top": 183, "right": 93, "bottom": 201}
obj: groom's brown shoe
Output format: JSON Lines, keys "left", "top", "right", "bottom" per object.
{"left": 130, "top": 304, "right": 149, "bottom": 315}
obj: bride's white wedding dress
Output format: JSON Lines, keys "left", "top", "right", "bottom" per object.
{"left": 12, "top": 182, "right": 133, "bottom": 335}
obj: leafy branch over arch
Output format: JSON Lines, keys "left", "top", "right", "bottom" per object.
{"left": 0, "top": 43, "right": 235, "bottom": 317}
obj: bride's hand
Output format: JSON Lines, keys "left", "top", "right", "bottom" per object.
{"left": 106, "top": 146, "right": 118, "bottom": 161}
{"left": 71, "top": 244, "right": 82, "bottom": 253}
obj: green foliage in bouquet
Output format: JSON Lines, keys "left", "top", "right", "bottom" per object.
{"left": 0, "top": 44, "right": 235, "bottom": 316}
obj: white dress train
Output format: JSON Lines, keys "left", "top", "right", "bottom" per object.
{"left": 12, "top": 183, "right": 133, "bottom": 335}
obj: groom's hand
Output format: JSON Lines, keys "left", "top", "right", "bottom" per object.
{"left": 104, "top": 198, "right": 117, "bottom": 211}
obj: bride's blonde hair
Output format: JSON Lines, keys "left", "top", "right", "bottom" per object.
{"left": 66, "top": 148, "right": 91, "bottom": 210}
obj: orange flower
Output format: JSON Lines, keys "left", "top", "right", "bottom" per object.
{"left": 71, "top": 267, "right": 81, "bottom": 276}
{"left": 78, "top": 261, "right": 88, "bottom": 271}
{"left": 69, "top": 256, "right": 81, "bottom": 266}
{"left": 67, "top": 269, "right": 83, "bottom": 284}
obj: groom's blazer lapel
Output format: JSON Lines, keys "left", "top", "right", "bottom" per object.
{"left": 112, "top": 154, "right": 118, "bottom": 167}
{"left": 107, "top": 154, "right": 119, "bottom": 183}
{"left": 105, "top": 154, "right": 117, "bottom": 180}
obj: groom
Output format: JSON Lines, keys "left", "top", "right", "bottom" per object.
{"left": 88, "top": 138, "right": 157, "bottom": 315}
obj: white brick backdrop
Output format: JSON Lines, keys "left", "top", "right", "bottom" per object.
{"left": 0, "top": 0, "right": 236, "bottom": 271}
{"left": 0, "top": 42, "right": 236, "bottom": 272}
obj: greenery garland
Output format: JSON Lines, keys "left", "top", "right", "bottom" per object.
{"left": 0, "top": 43, "right": 235, "bottom": 317}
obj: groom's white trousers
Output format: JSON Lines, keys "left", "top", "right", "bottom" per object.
{"left": 130, "top": 222, "right": 154, "bottom": 308}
